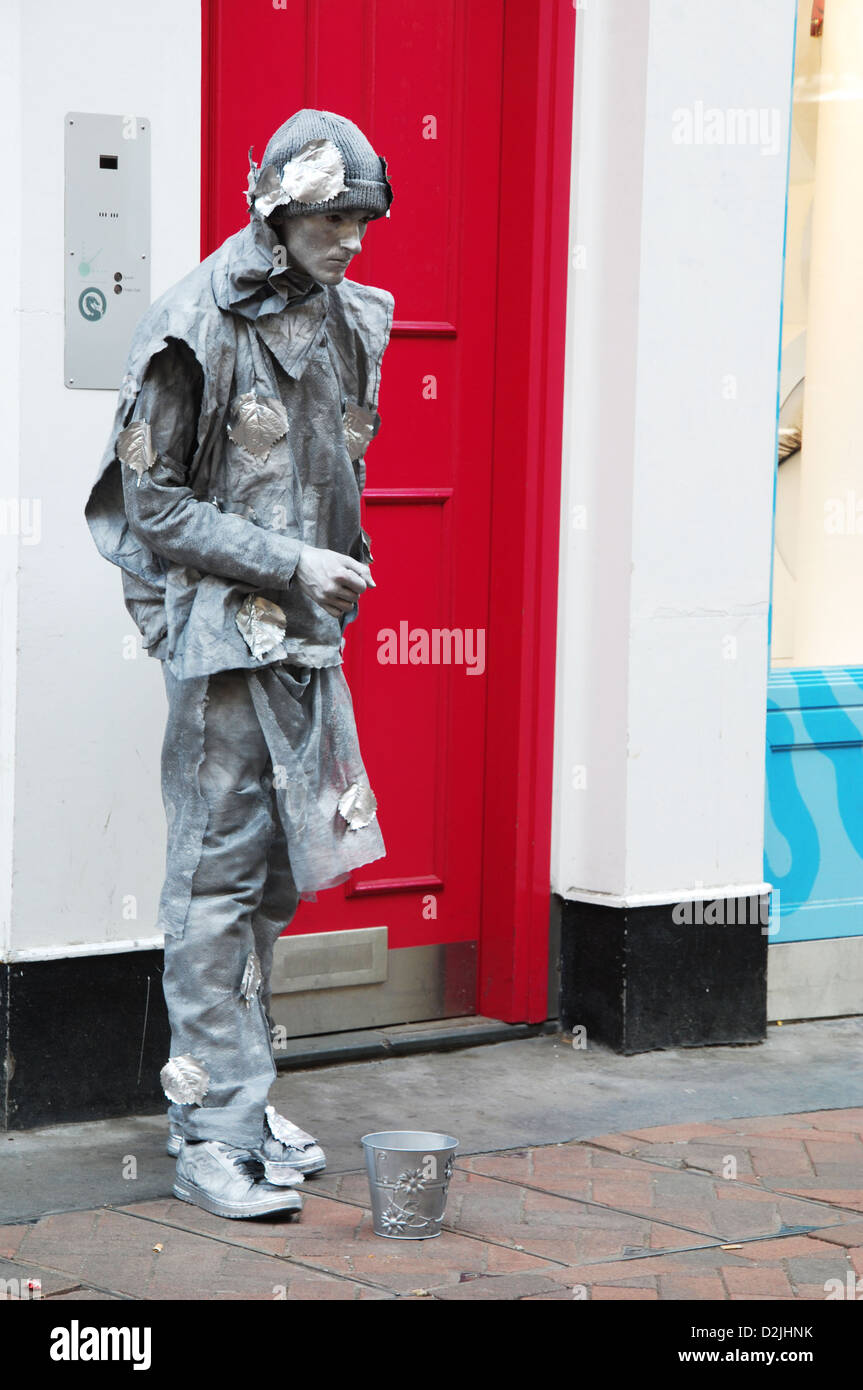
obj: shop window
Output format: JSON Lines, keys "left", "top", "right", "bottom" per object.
{"left": 772, "top": 0, "right": 863, "bottom": 668}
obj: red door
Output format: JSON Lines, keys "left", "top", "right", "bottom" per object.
{"left": 202, "top": 0, "right": 574, "bottom": 1030}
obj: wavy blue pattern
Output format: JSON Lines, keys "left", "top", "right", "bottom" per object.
{"left": 764, "top": 668, "right": 863, "bottom": 943}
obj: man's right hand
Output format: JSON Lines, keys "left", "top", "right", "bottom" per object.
{"left": 293, "top": 545, "right": 376, "bottom": 618}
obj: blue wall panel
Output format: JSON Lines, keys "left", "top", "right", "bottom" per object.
{"left": 765, "top": 668, "right": 863, "bottom": 943}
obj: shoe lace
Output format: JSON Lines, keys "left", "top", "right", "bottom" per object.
{"left": 221, "top": 1144, "right": 265, "bottom": 1179}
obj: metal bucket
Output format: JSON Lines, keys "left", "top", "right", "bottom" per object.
{"left": 361, "top": 1130, "right": 459, "bottom": 1239}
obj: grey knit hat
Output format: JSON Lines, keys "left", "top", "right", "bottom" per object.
{"left": 246, "top": 109, "right": 393, "bottom": 222}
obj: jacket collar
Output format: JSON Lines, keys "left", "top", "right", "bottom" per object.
{"left": 213, "top": 215, "right": 323, "bottom": 319}
{"left": 212, "top": 215, "right": 329, "bottom": 380}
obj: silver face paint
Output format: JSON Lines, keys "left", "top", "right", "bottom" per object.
{"left": 236, "top": 595, "right": 287, "bottom": 661}
{"left": 240, "top": 951, "right": 263, "bottom": 1007}
{"left": 227, "top": 391, "right": 289, "bottom": 462}
{"left": 338, "top": 781, "right": 378, "bottom": 830}
{"left": 343, "top": 400, "right": 379, "bottom": 462}
{"left": 279, "top": 211, "right": 373, "bottom": 287}
{"left": 160, "top": 1054, "right": 210, "bottom": 1106}
{"left": 117, "top": 420, "right": 156, "bottom": 485}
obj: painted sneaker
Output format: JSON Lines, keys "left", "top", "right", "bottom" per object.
{"left": 251, "top": 1106, "right": 327, "bottom": 1182}
{"left": 172, "top": 1140, "right": 303, "bottom": 1220}
{"left": 167, "top": 1108, "right": 325, "bottom": 1176}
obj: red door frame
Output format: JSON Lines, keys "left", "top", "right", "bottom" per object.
{"left": 200, "top": 0, "right": 576, "bottom": 1025}
{"left": 479, "top": 0, "right": 575, "bottom": 1021}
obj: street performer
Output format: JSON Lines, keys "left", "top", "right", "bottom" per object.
{"left": 85, "top": 109, "right": 394, "bottom": 1220}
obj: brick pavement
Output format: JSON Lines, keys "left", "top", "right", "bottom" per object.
{"left": 0, "top": 1109, "right": 860, "bottom": 1300}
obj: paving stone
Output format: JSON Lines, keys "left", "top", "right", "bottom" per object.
{"left": 794, "top": 1130, "right": 863, "bottom": 1145}
{"left": 793, "top": 1110, "right": 863, "bottom": 1133}
{"left": 524, "top": 1232, "right": 859, "bottom": 1301}
{"left": 728, "top": 1293, "right": 796, "bottom": 1301}
{"left": 464, "top": 1142, "right": 845, "bottom": 1242}
{"left": 521, "top": 1287, "right": 581, "bottom": 1300}
{"left": 9, "top": 1207, "right": 387, "bottom": 1301}
{"left": 0, "top": 1228, "right": 30, "bottom": 1260}
{"left": 119, "top": 1191, "right": 567, "bottom": 1296}
{"left": 624, "top": 1123, "right": 733, "bottom": 1143}
{"left": 221, "top": 1164, "right": 725, "bottom": 1269}
{"left": 3, "top": 1104, "right": 861, "bottom": 1301}
{"left": 430, "top": 1271, "right": 574, "bottom": 1300}
{"left": 584, "top": 1133, "right": 639, "bottom": 1154}
{"left": 787, "top": 1255, "right": 854, "bottom": 1286}
{"left": 748, "top": 1146, "right": 815, "bottom": 1179}
{"left": 698, "top": 1115, "right": 814, "bottom": 1135}
{"left": 731, "top": 1234, "right": 842, "bottom": 1260}
{"left": 651, "top": 1271, "right": 728, "bottom": 1300}
{"left": 445, "top": 1168, "right": 720, "bottom": 1265}
{"left": 771, "top": 1186, "right": 863, "bottom": 1212}
{"left": 722, "top": 1264, "right": 794, "bottom": 1296}
{"left": 808, "top": 1221, "right": 863, "bottom": 1247}
{"left": 589, "top": 1285, "right": 659, "bottom": 1300}
{"left": 300, "top": 1171, "right": 370, "bottom": 1203}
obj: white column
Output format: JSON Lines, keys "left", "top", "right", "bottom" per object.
{"left": 6, "top": 0, "right": 200, "bottom": 961}
{"left": 551, "top": 0, "right": 796, "bottom": 905}
{"left": 0, "top": 0, "right": 23, "bottom": 963}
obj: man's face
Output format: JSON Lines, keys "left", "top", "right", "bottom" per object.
{"left": 279, "top": 209, "right": 375, "bottom": 285}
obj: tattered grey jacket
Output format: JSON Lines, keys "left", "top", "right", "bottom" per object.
{"left": 85, "top": 213, "right": 393, "bottom": 679}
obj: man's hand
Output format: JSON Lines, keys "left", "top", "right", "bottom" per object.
{"left": 293, "top": 545, "right": 376, "bottom": 618}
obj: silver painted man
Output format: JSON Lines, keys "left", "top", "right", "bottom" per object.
{"left": 86, "top": 110, "right": 394, "bottom": 1219}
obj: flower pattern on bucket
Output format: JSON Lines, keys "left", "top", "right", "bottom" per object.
{"left": 395, "top": 1168, "right": 428, "bottom": 1195}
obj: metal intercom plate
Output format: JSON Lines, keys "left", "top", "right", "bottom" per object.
{"left": 64, "top": 112, "right": 150, "bottom": 390}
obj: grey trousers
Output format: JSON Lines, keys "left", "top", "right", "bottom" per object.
{"left": 161, "top": 668, "right": 300, "bottom": 1150}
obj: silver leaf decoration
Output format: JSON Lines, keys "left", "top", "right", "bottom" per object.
{"left": 248, "top": 165, "right": 283, "bottom": 218}
{"left": 117, "top": 420, "right": 156, "bottom": 485}
{"left": 337, "top": 781, "right": 377, "bottom": 830}
{"left": 285, "top": 138, "right": 346, "bottom": 204}
{"left": 265, "top": 1106, "right": 317, "bottom": 1149}
{"left": 227, "top": 391, "right": 289, "bottom": 462}
{"left": 245, "top": 145, "right": 263, "bottom": 205}
{"left": 343, "top": 400, "right": 380, "bottom": 462}
{"left": 252, "top": 138, "right": 347, "bottom": 218}
{"left": 160, "top": 1055, "right": 210, "bottom": 1106}
{"left": 240, "top": 951, "right": 262, "bottom": 1008}
{"left": 236, "top": 595, "right": 287, "bottom": 661}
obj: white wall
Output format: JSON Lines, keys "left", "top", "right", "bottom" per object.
{"left": 3, "top": 0, "right": 200, "bottom": 959}
{"left": 552, "top": 0, "right": 796, "bottom": 905}
{"left": 0, "top": 0, "right": 24, "bottom": 964}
